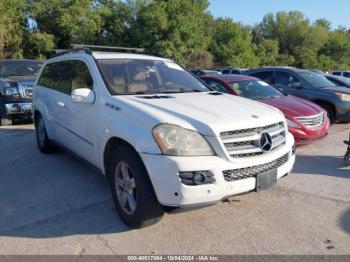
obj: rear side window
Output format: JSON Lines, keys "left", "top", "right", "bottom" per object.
{"left": 250, "top": 71, "right": 274, "bottom": 84}
{"left": 343, "top": 72, "right": 350, "bottom": 78}
{"left": 38, "top": 60, "right": 93, "bottom": 94}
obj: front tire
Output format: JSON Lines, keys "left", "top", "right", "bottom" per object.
{"left": 318, "top": 102, "right": 336, "bottom": 124}
{"left": 35, "top": 114, "right": 57, "bottom": 153}
{"left": 108, "top": 145, "right": 164, "bottom": 228}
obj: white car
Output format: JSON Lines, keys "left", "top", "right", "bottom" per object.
{"left": 33, "top": 47, "right": 295, "bottom": 228}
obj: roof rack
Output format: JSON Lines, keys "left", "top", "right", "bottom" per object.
{"left": 50, "top": 44, "right": 163, "bottom": 58}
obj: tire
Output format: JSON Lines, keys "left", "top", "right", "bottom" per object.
{"left": 108, "top": 145, "right": 164, "bottom": 228}
{"left": 0, "top": 116, "right": 12, "bottom": 126}
{"left": 318, "top": 102, "right": 336, "bottom": 124}
{"left": 0, "top": 104, "right": 12, "bottom": 126}
{"left": 35, "top": 114, "right": 57, "bottom": 153}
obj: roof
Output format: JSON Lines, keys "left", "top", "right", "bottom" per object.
{"left": 200, "top": 74, "right": 257, "bottom": 83}
{"left": 92, "top": 51, "right": 171, "bottom": 61}
{"left": 0, "top": 59, "right": 43, "bottom": 63}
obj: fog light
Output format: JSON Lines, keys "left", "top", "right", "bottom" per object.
{"left": 179, "top": 171, "right": 215, "bottom": 186}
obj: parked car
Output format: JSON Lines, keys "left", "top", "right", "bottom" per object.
{"left": 0, "top": 59, "right": 43, "bottom": 125}
{"left": 332, "top": 71, "right": 350, "bottom": 78}
{"left": 217, "top": 68, "right": 248, "bottom": 75}
{"left": 325, "top": 74, "right": 350, "bottom": 88}
{"left": 33, "top": 46, "right": 295, "bottom": 228}
{"left": 244, "top": 67, "right": 350, "bottom": 123}
{"left": 190, "top": 69, "right": 222, "bottom": 76}
{"left": 200, "top": 75, "right": 330, "bottom": 145}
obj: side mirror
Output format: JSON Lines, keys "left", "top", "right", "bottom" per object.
{"left": 71, "top": 88, "right": 95, "bottom": 104}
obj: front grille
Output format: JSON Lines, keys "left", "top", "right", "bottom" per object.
{"left": 223, "top": 153, "right": 289, "bottom": 182}
{"left": 295, "top": 113, "right": 324, "bottom": 128}
{"left": 220, "top": 122, "right": 286, "bottom": 158}
{"left": 18, "top": 83, "right": 33, "bottom": 99}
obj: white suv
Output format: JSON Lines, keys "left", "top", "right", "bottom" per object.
{"left": 33, "top": 47, "right": 295, "bottom": 228}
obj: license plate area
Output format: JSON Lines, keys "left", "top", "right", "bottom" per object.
{"left": 256, "top": 169, "right": 277, "bottom": 192}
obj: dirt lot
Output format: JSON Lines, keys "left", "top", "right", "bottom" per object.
{"left": 0, "top": 123, "right": 349, "bottom": 255}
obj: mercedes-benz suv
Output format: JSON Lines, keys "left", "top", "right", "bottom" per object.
{"left": 33, "top": 46, "right": 295, "bottom": 228}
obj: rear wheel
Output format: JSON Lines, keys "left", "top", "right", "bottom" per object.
{"left": 317, "top": 102, "right": 336, "bottom": 124}
{"left": 35, "top": 114, "right": 57, "bottom": 153}
{"left": 108, "top": 145, "right": 164, "bottom": 228}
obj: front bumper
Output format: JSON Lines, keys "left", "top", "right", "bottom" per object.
{"left": 289, "top": 119, "right": 330, "bottom": 146}
{"left": 141, "top": 133, "right": 295, "bottom": 207}
{"left": 4, "top": 103, "right": 33, "bottom": 117}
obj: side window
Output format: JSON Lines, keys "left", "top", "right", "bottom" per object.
{"left": 38, "top": 61, "right": 74, "bottom": 94}
{"left": 250, "top": 71, "right": 274, "bottom": 84}
{"left": 222, "top": 70, "right": 230, "bottom": 74}
{"left": 275, "top": 71, "right": 301, "bottom": 89}
{"left": 54, "top": 61, "right": 74, "bottom": 94}
{"left": 72, "top": 61, "right": 93, "bottom": 90}
{"left": 343, "top": 72, "right": 350, "bottom": 78}
{"left": 332, "top": 72, "right": 341, "bottom": 76}
{"left": 38, "top": 63, "right": 56, "bottom": 88}
{"left": 203, "top": 80, "right": 229, "bottom": 93}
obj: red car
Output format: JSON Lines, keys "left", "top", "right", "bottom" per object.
{"left": 200, "top": 75, "right": 330, "bottom": 145}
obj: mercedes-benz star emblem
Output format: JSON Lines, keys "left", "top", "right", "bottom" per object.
{"left": 259, "top": 132, "right": 273, "bottom": 152}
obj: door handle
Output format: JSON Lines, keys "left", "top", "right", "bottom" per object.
{"left": 57, "top": 101, "right": 69, "bottom": 109}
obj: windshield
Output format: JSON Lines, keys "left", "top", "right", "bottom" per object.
{"left": 0, "top": 60, "right": 43, "bottom": 77}
{"left": 97, "top": 59, "right": 210, "bottom": 95}
{"left": 228, "top": 80, "right": 284, "bottom": 100}
{"left": 299, "top": 71, "right": 336, "bottom": 88}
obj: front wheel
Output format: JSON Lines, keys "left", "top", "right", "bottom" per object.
{"left": 318, "top": 102, "right": 336, "bottom": 124}
{"left": 109, "top": 145, "right": 164, "bottom": 228}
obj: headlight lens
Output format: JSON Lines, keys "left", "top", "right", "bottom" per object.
{"left": 287, "top": 119, "right": 301, "bottom": 128}
{"left": 336, "top": 93, "right": 350, "bottom": 101}
{"left": 153, "top": 124, "right": 215, "bottom": 156}
{"left": 5, "top": 87, "right": 19, "bottom": 96}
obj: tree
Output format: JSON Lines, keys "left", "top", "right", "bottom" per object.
{"left": 209, "top": 18, "right": 259, "bottom": 68}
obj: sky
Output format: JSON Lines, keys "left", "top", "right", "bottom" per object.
{"left": 208, "top": 0, "right": 350, "bottom": 28}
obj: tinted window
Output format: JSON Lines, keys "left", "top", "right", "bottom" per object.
{"left": 203, "top": 80, "right": 229, "bottom": 93}
{"left": 343, "top": 72, "right": 350, "bottom": 78}
{"left": 72, "top": 61, "right": 93, "bottom": 90}
{"left": 38, "top": 61, "right": 77, "bottom": 94}
{"left": 250, "top": 71, "right": 274, "bottom": 84}
{"left": 228, "top": 80, "right": 283, "bottom": 100}
{"left": 275, "top": 71, "right": 301, "bottom": 88}
{"left": 332, "top": 72, "right": 341, "bottom": 76}
{"left": 222, "top": 70, "right": 230, "bottom": 74}
{"left": 98, "top": 59, "right": 209, "bottom": 95}
{"left": 0, "top": 60, "right": 43, "bottom": 77}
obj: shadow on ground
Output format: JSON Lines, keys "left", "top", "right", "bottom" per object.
{"left": 0, "top": 125, "right": 131, "bottom": 238}
{"left": 340, "top": 209, "right": 350, "bottom": 235}
{"left": 293, "top": 154, "right": 350, "bottom": 179}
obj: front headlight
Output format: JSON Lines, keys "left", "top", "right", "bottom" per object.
{"left": 336, "top": 93, "right": 350, "bottom": 101}
{"left": 152, "top": 124, "right": 215, "bottom": 156}
{"left": 287, "top": 119, "right": 301, "bottom": 128}
{"left": 5, "top": 87, "right": 19, "bottom": 96}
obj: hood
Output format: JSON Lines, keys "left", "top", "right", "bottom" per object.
{"left": 1, "top": 75, "right": 37, "bottom": 83}
{"left": 261, "top": 95, "right": 323, "bottom": 119}
{"left": 321, "top": 85, "right": 350, "bottom": 94}
{"left": 116, "top": 92, "right": 286, "bottom": 137}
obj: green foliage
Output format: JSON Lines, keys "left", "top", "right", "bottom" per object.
{"left": 0, "top": 0, "right": 349, "bottom": 71}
